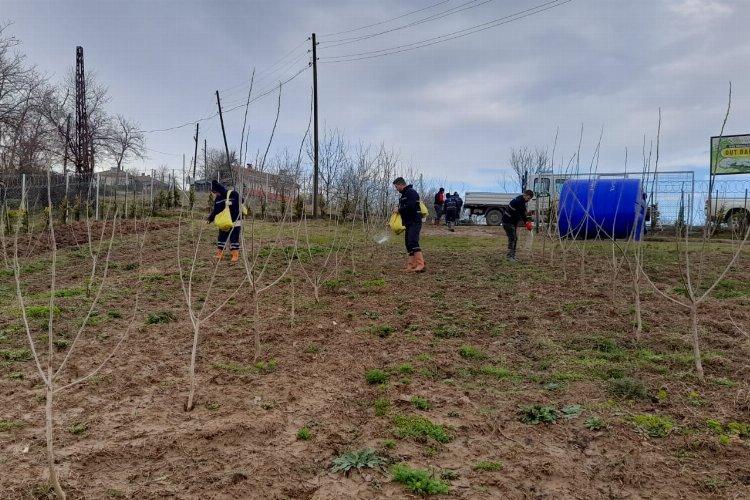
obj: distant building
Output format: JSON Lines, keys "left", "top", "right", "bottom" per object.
{"left": 193, "top": 165, "right": 299, "bottom": 203}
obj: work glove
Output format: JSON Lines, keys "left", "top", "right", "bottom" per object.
{"left": 525, "top": 221, "right": 533, "bottom": 231}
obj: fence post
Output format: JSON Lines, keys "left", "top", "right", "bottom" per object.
{"left": 95, "top": 173, "right": 100, "bottom": 221}
{"left": 150, "top": 169, "right": 155, "bottom": 214}
{"left": 124, "top": 172, "right": 129, "bottom": 218}
{"left": 20, "top": 173, "right": 26, "bottom": 211}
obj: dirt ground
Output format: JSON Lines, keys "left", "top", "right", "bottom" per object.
{"left": 1, "top": 220, "right": 749, "bottom": 499}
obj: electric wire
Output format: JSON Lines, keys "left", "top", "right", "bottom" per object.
{"left": 320, "top": 0, "right": 570, "bottom": 63}
{"left": 318, "top": 0, "right": 452, "bottom": 38}
{"left": 318, "top": 0, "right": 494, "bottom": 48}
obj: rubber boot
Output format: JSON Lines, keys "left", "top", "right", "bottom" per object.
{"left": 411, "top": 251, "right": 426, "bottom": 273}
{"left": 231, "top": 250, "right": 240, "bottom": 263}
{"left": 215, "top": 249, "right": 224, "bottom": 260}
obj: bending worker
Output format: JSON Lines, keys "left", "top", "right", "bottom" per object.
{"left": 501, "top": 189, "right": 534, "bottom": 262}
{"left": 207, "top": 180, "right": 241, "bottom": 262}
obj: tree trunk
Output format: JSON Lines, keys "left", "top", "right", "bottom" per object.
{"left": 689, "top": 302, "right": 705, "bottom": 382}
{"left": 185, "top": 322, "right": 200, "bottom": 411}
{"left": 45, "top": 386, "right": 66, "bottom": 499}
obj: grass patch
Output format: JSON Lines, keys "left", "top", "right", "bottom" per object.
{"left": 374, "top": 398, "right": 390, "bottom": 416}
{"left": 0, "top": 348, "right": 31, "bottom": 362}
{"left": 585, "top": 416, "right": 606, "bottom": 430}
{"left": 365, "top": 368, "right": 389, "bottom": 385}
{"left": 410, "top": 396, "right": 431, "bottom": 410}
{"left": 0, "top": 419, "right": 24, "bottom": 432}
{"left": 397, "top": 363, "right": 413, "bottom": 374}
{"left": 473, "top": 364, "right": 511, "bottom": 379}
{"left": 212, "top": 359, "right": 278, "bottom": 375}
{"left": 393, "top": 414, "right": 451, "bottom": 443}
{"left": 433, "top": 324, "right": 463, "bottom": 339}
{"left": 369, "top": 324, "right": 395, "bottom": 338}
{"left": 331, "top": 448, "right": 384, "bottom": 475}
{"left": 458, "top": 345, "right": 487, "bottom": 360}
{"left": 608, "top": 377, "right": 647, "bottom": 400}
{"left": 473, "top": 460, "right": 503, "bottom": 472}
{"left": 632, "top": 414, "right": 674, "bottom": 438}
{"left": 25, "top": 305, "right": 61, "bottom": 319}
{"left": 361, "top": 278, "right": 386, "bottom": 288}
{"left": 391, "top": 464, "right": 450, "bottom": 495}
{"left": 146, "top": 310, "right": 177, "bottom": 325}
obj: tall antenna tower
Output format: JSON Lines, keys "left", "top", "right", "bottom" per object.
{"left": 75, "top": 46, "right": 91, "bottom": 178}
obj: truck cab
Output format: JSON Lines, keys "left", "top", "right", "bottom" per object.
{"left": 463, "top": 174, "right": 561, "bottom": 225}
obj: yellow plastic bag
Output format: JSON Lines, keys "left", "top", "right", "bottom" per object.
{"left": 419, "top": 201, "right": 429, "bottom": 219}
{"left": 214, "top": 189, "right": 235, "bottom": 231}
{"left": 389, "top": 213, "right": 405, "bottom": 235}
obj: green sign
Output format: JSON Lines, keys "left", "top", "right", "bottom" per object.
{"left": 711, "top": 134, "right": 750, "bottom": 175}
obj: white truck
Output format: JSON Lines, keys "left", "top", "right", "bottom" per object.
{"left": 463, "top": 174, "right": 563, "bottom": 225}
{"left": 706, "top": 195, "right": 750, "bottom": 231}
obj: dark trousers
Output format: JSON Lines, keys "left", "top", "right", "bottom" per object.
{"left": 434, "top": 204, "right": 444, "bottom": 223}
{"left": 217, "top": 226, "right": 241, "bottom": 250}
{"left": 405, "top": 222, "right": 422, "bottom": 255}
{"left": 502, "top": 223, "right": 517, "bottom": 258}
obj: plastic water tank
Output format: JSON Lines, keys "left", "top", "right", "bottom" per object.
{"left": 558, "top": 178, "right": 647, "bottom": 240}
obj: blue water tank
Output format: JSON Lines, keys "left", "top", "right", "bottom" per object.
{"left": 558, "top": 178, "right": 647, "bottom": 240}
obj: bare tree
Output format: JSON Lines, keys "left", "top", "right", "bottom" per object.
{"left": 105, "top": 114, "right": 145, "bottom": 171}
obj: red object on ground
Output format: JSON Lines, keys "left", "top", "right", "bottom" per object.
{"left": 525, "top": 221, "right": 533, "bottom": 231}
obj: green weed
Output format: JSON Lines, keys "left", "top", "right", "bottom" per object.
{"left": 397, "top": 363, "right": 413, "bottom": 374}
{"left": 365, "top": 369, "right": 389, "bottom": 385}
{"left": 393, "top": 415, "right": 451, "bottom": 443}
{"left": 369, "top": 324, "right": 395, "bottom": 338}
{"left": 0, "top": 348, "right": 31, "bottom": 362}
{"left": 69, "top": 422, "right": 87, "bottom": 435}
{"left": 391, "top": 464, "right": 450, "bottom": 495}
{"left": 331, "top": 448, "right": 384, "bottom": 475}
{"left": 561, "top": 404, "right": 583, "bottom": 420}
{"left": 584, "top": 416, "right": 606, "bottom": 431}
{"left": 0, "top": 420, "right": 24, "bottom": 432}
{"left": 520, "top": 405, "right": 557, "bottom": 425}
{"left": 474, "top": 364, "right": 511, "bottom": 379}
{"left": 296, "top": 426, "right": 312, "bottom": 440}
{"left": 433, "top": 324, "right": 462, "bottom": 339}
{"left": 411, "top": 396, "right": 431, "bottom": 410}
{"left": 608, "top": 377, "right": 647, "bottom": 400}
{"left": 473, "top": 461, "right": 502, "bottom": 472}
{"left": 146, "top": 310, "right": 176, "bottom": 324}
{"left": 26, "top": 305, "right": 61, "bottom": 319}
{"left": 458, "top": 345, "right": 487, "bottom": 360}
{"left": 374, "top": 398, "right": 390, "bottom": 416}
{"left": 632, "top": 414, "right": 674, "bottom": 438}
{"left": 361, "top": 278, "right": 386, "bottom": 288}
{"left": 212, "top": 359, "right": 278, "bottom": 375}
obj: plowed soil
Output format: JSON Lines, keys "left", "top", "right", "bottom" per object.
{"left": 1, "top": 221, "right": 749, "bottom": 499}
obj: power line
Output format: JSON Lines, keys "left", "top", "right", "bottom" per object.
{"left": 217, "top": 38, "right": 309, "bottom": 95}
{"left": 320, "top": 0, "right": 571, "bottom": 63}
{"left": 319, "top": 0, "right": 494, "bottom": 48}
{"left": 139, "top": 65, "right": 310, "bottom": 134}
{"left": 318, "top": 0, "right": 452, "bottom": 38}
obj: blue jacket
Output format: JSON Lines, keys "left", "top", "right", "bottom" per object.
{"left": 207, "top": 181, "right": 240, "bottom": 223}
{"left": 398, "top": 184, "right": 421, "bottom": 226}
{"left": 502, "top": 195, "right": 529, "bottom": 225}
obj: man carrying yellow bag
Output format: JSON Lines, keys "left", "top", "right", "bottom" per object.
{"left": 207, "top": 180, "right": 242, "bottom": 262}
{"left": 392, "top": 177, "right": 426, "bottom": 272}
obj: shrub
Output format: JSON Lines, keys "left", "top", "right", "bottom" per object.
{"left": 608, "top": 377, "right": 647, "bottom": 400}
{"left": 632, "top": 414, "right": 674, "bottom": 438}
{"left": 473, "top": 461, "right": 502, "bottom": 472}
{"left": 331, "top": 448, "right": 384, "bottom": 475}
{"left": 391, "top": 464, "right": 450, "bottom": 495}
{"left": 365, "top": 369, "right": 388, "bottom": 385}
{"left": 520, "top": 405, "right": 557, "bottom": 425}
{"left": 393, "top": 415, "right": 451, "bottom": 443}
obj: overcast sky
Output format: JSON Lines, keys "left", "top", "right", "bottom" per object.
{"left": 3, "top": 0, "right": 749, "bottom": 189}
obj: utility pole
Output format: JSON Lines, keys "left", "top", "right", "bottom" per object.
{"left": 192, "top": 123, "right": 199, "bottom": 180}
{"left": 312, "top": 33, "right": 320, "bottom": 218}
{"left": 203, "top": 139, "right": 207, "bottom": 183}
{"left": 215, "top": 90, "right": 233, "bottom": 186}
